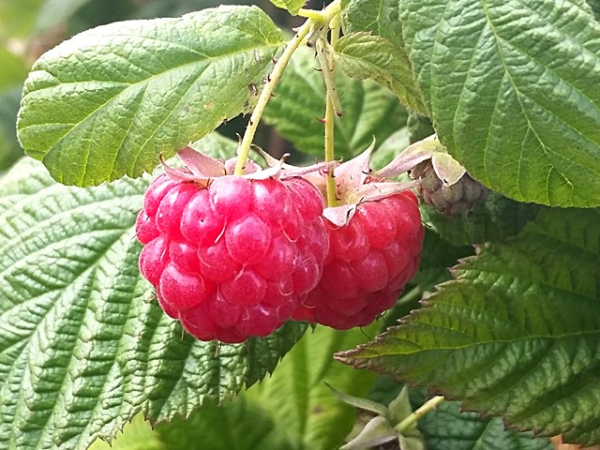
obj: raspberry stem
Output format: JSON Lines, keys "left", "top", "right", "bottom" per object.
{"left": 234, "top": 0, "right": 341, "bottom": 176}
{"left": 319, "top": 18, "right": 341, "bottom": 208}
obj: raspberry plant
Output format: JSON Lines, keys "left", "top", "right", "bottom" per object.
{"left": 0, "top": 0, "right": 599, "bottom": 449}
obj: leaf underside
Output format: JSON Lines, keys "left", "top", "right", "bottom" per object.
{"left": 0, "top": 158, "right": 305, "bottom": 450}
{"left": 338, "top": 208, "right": 600, "bottom": 446}
{"left": 17, "top": 5, "right": 283, "bottom": 187}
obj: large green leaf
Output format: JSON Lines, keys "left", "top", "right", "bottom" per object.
{"left": 264, "top": 47, "right": 408, "bottom": 159}
{"left": 338, "top": 208, "right": 600, "bottom": 446}
{"left": 399, "top": 0, "right": 600, "bottom": 207}
{"left": 248, "top": 325, "right": 377, "bottom": 450}
{"left": 17, "top": 5, "right": 283, "bottom": 186}
{"left": 0, "top": 157, "right": 305, "bottom": 450}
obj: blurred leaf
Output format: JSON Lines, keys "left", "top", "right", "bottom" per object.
{"left": 0, "top": 0, "right": 44, "bottom": 37}
{"left": 157, "top": 397, "right": 297, "bottom": 450}
{"left": 88, "top": 415, "right": 163, "bottom": 450}
{"left": 338, "top": 208, "right": 600, "bottom": 445}
{"left": 264, "top": 46, "right": 407, "bottom": 159}
{"left": 269, "top": 0, "right": 305, "bottom": 15}
{"left": 0, "top": 48, "right": 27, "bottom": 90}
{"left": 34, "top": 0, "right": 93, "bottom": 34}
{"left": 18, "top": 5, "right": 283, "bottom": 186}
{"left": 0, "top": 86, "right": 25, "bottom": 170}
{"left": 248, "top": 325, "right": 378, "bottom": 450}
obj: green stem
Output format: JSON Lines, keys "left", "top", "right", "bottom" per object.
{"left": 321, "top": 19, "right": 342, "bottom": 207}
{"left": 397, "top": 396, "right": 444, "bottom": 433}
{"left": 234, "top": 0, "right": 341, "bottom": 176}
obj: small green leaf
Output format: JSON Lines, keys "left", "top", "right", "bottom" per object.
{"left": 264, "top": 47, "right": 408, "bottom": 159}
{"left": 248, "top": 325, "right": 377, "bottom": 450}
{"left": 269, "top": 0, "right": 305, "bottom": 15}
{"left": 400, "top": 0, "right": 600, "bottom": 207}
{"left": 340, "top": 0, "right": 427, "bottom": 115}
{"left": 334, "top": 33, "right": 427, "bottom": 113}
{"left": 338, "top": 208, "right": 600, "bottom": 445}
{"left": 17, "top": 5, "right": 283, "bottom": 186}
{"left": 0, "top": 158, "right": 305, "bottom": 450}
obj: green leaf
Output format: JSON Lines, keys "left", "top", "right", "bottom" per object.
{"left": 156, "top": 397, "right": 297, "bottom": 450}
{"left": 0, "top": 48, "right": 27, "bottom": 91}
{"left": 334, "top": 33, "right": 427, "bottom": 114}
{"left": 248, "top": 325, "right": 377, "bottom": 450}
{"left": 17, "top": 5, "right": 283, "bottom": 186}
{"left": 0, "top": 0, "right": 44, "bottom": 37}
{"left": 0, "top": 86, "right": 25, "bottom": 171}
{"left": 337, "top": 207, "right": 600, "bottom": 445}
{"left": 420, "top": 192, "right": 540, "bottom": 246}
{"left": 0, "top": 158, "right": 306, "bottom": 450}
{"left": 190, "top": 132, "right": 239, "bottom": 159}
{"left": 414, "top": 398, "right": 553, "bottom": 450}
{"left": 88, "top": 415, "right": 163, "bottom": 450}
{"left": 269, "top": 0, "right": 304, "bottom": 15}
{"left": 264, "top": 47, "right": 408, "bottom": 159}
{"left": 400, "top": 0, "right": 600, "bottom": 207}
{"left": 340, "top": 0, "right": 427, "bottom": 114}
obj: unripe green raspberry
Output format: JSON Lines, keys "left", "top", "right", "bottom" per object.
{"left": 412, "top": 160, "right": 489, "bottom": 216}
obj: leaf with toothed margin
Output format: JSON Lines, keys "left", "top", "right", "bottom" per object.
{"left": 17, "top": 5, "right": 283, "bottom": 187}
{"left": 398, "top": 0, "right": 600, "bottom": 207}
{"left": 337, "top": 207, "right": 600, "bottom": 446}
{"left": 0, "top": 157, "right": 306, "bottom": 450}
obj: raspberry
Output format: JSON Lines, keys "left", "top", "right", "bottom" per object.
{"left": 137, "top": 173, "right": 329, "bottom": 343}
{"left": 294, "top": 191, "right": 423, "bottom": 330}
{"left": 409, "top": 158, "right": 489, "bottom": 218}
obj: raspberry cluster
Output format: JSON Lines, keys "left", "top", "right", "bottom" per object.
{"left": 293, "top": 192, "right": 423, "bottom": 329}
{"left": 136, "top": 154, "right": 424, "bottom": 342}
{"left": 136, "top": 174, "right": 328, "bottom": 343}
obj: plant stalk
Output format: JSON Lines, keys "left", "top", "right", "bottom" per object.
{"left": 234, "top": 0, "right": 341, "bottom": 176}
{"left": 397, "top": 396, "right": 444, "bottom": 433}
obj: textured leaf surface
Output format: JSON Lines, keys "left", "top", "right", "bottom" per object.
{"left": 338, "top": 208, "right": 600, "bottom": 445}
{"left": 17, "top": 5, "right": 283, "bottom": 186}
{"left": 269, "top": 0, "right": 304, "bottom": 15}
{"left": 0, "top": 157, "right": 305, "bottom": 450}
{"left": 341, "top": 0, "right": 426, "bottom": 114}
{"left": 264, "top": 47, "right": 407, "bottom": 158}
{"left": 420, "top": 192, "right": 540, "bottom": 246}
{"left": 335, "top": 33, "right": 426, "bottom": 113}
{"left": 248, "top": 325, "right": 377, "bottom": 450}
{"left": 400, "top": 0, "right": 600, "bottom": 207}
{"left": 414, "top": 398, "right": 552, "bottom": 450}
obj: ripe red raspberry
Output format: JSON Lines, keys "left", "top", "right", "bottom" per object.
{"left": 294, "top": 191, "right": 423, "bottom": 330}
{"left": 136, "top": 173, "right": 329, "bottom": 343}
